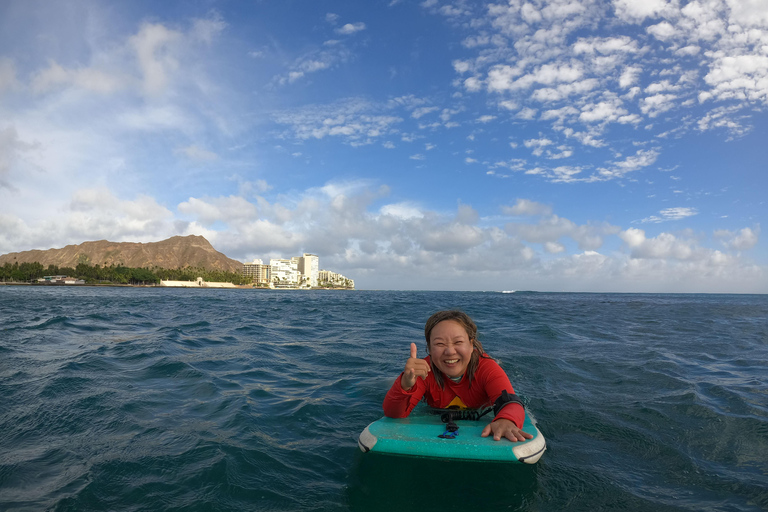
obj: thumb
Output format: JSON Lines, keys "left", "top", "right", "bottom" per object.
{"left": 410, "top": 342, "right": 418, "bottom": 359}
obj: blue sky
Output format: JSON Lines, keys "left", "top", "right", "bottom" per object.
{"left": 0, "top": 0, "right": 766, "bottom": 292}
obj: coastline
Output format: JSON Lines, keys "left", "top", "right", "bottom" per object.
{"left": 0, "top": 281, "right": 355, "bottom": 290}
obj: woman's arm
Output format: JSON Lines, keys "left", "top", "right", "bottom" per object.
{"left": 477, "top": 358, "right": 526, "bottom": 429}
{"left": 382, "top": 373, "right": 427, "bottom": 417}
{"left": 382, "top": 343, "right": 430, "bottom": 418}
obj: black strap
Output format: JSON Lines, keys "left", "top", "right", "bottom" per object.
{"left": 493, "top": 390, "right": 525, "bottom": 416}
{"left": 439, "top": 407, "right": 493, "bottom": 423}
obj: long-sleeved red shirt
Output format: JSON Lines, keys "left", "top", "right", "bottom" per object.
{"left": 383, "top": 355, "right": 525, "bottom": 428}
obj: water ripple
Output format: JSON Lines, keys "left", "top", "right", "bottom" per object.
{"left": 1, "top": 288, "right": 766, "bottom": 511}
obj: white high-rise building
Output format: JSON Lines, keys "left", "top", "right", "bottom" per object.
{"left": 298, "top": 253, "right": 319, "bottom": 287}
{"left": 270, "top": 258, "right": 300, "bottom": 286}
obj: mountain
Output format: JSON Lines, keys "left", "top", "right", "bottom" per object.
{"left": 0, "top": 235, "right": 244, "bottom": 273}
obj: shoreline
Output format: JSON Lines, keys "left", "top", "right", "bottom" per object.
{"left": 0, "top": 281, "right": 355, "bottom": 291}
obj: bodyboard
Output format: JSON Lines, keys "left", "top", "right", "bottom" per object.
{"left": 358, "top": 407, "right": 546, "bottom": 464}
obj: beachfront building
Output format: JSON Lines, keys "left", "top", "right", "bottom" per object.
{"left": 242, "top": 259, "right": 271, "bottom": 285}
{"left": 318, "top": 270, "right": 354, "bottom": 288}
{"left": 160, "top": 277, "right": 236, "bottom": 288}
{"left": 241, "top": 253, "right": 353, "bottom": 289}
{"left": 298, "top": 254, "right": 319, "bottom": 287}
{"left": 270, "top": 258, "right": 300, "bottom": 287}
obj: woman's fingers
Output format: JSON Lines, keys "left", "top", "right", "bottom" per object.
{"left": 481, "top": 419, "right": 534, "bottom": 442}
{"left": 401, "top": 343, "right": 429, "bottom": 390}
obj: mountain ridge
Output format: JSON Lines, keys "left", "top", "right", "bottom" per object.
{"left": 0, "top": 235, "right": 244, "bottom": 273}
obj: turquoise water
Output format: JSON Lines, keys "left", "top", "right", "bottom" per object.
{"left": 1, "top": 287, "right": 766, "bottom": 511}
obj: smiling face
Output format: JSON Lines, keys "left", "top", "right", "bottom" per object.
{"left": 428, "top": 319, "right": 474, "bottom": 379}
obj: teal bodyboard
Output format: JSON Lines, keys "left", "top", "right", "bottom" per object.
{"left": 358, "top": 408, "right": 546, "bottom": 464}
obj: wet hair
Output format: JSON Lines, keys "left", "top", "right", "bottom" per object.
{"left": 424, "top": 310, "right": 489, "bottom": 389}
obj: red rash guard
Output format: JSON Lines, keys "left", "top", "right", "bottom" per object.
{"left": 383, "top": 355, "right": 525, "bottom": 429}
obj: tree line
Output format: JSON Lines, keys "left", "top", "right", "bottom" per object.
{"left": 0, "top": 261, "right": 250, "bottom": 286}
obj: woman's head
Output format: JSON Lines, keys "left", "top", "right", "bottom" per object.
{"left": 424, "top": 310, "right": 486, "bottom": 388}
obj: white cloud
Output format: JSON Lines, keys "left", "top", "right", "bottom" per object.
{"left": 335, "top": 22, "right": 367, "bottom": 35}
{"left": 613, "top": 0, "right": 676, "bottom": 23}
{"left": 272, "top": 98, "right": 403, "bottom": 144}
{"left": 640, "top": 93, "right": 678, "bottom": 117}
{"left": 379, "top": 202, "right": 424, "bottom": 220}
{"left": 178, "top": 195, "right": 258, "bottom": 225}
{"left": 714, "top": 226, "right": 760, "bottom": 250}
{"left": 56, "top": 188, "right": 175, "bottom": 243}
{"left": 273, "top": 36, "right": 357, "bottom": 85}
{"left": 620, "top": 227, "right": 706, "bottom": 260}
{"left": 129, "top": 22, "right": 183, "bottom": 96}
{"left": 502, "top": 199, "right": 553, "bottom": 217}
{"left": 725, "top": 0, "right": 768, "bottom": 27}
{"left": 411, "top": 106, "right": 438, "bottom": 119}
{"left": 647, "top": 21, "right": 678, "bottom": 41}
{"left": 2, "top": 178, "right": 763, "bottom": 292}
{"left": 579, "top": 98, "right": 629, "bottom": 123}
{"left": 544, "top": 241, "right": 566, "bottom": 253}
{"left": 506, "top": 213, "right": 619, "bottom": 251}
{"left": 597, "top": 149, "right": 659, "bottom": 179}
{"left": 30, "top": 62, "right": 125, "bottom": 94}
{"left": 191, "top": 13, "right": 227, "bottom": 44}
{"left": 524, "top": 136, "right": 556, "bottom": 156}
{"left": 639, "top": 207, "right": 699, "bottom": 223}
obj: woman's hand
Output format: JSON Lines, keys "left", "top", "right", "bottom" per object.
{"left": 400, "top": 342, "right": 431, "bottom": 391}
{"left": 481, "top": 418, "right": 534, "bottom": 442}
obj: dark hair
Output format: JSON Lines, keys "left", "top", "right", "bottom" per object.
{"left": 424, "top": 310, "right": 489, "bottom": 389}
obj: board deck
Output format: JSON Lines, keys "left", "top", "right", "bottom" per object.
{"left": 358, "top": 408, "right": 546, "bottom": 464}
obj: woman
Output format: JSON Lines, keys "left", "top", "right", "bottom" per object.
{"left": 383, "top": 310, "right": 532, "bottom": 442}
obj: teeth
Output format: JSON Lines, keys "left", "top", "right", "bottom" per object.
{"left": 445, "top": 359, "right": 459, "bottom": 364}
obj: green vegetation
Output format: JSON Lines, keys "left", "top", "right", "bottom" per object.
{"left": 317, "top": 278, "right": 354, "bottom": 289}
{"left": 0, "top": 261, "right": 249, "bottom": 286}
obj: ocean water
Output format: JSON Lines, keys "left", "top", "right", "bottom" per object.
{"left": 1, "top": 287, "right": 766, "bottom": 512}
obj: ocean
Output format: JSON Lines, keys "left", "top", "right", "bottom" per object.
{"left": 1, "top": 286, "right": 766, "bottom": 511}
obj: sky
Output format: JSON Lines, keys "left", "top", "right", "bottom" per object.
{"left": 0, "top": 0, "right": 766, "bottom": 292}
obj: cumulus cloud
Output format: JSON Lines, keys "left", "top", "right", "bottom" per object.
{"left": 52, "top": 187, "right": 176, "bottom": 243}
{"left": 506, "top": 214, "right": 620, "bottom": 251}
{"left": 2, "top": 178, "right": 763, "bottom": 292}
{"left": 620, "top": 228, "right": 706, "bottom": 261}
{"left": 335, "top": 22, "right": 366, "bottom": 35}
{"left": 503, "top": 199, "right": 553, "bottom": 216}
{"left": 714, "top": 226, "right": 760, "bottom": 250}
{"left": 178, "top": 195, "right": 258, "bottom": 225}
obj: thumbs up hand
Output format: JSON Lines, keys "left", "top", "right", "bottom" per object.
{"left": 400, "top": 342, "right": 431, "bottom": 391}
